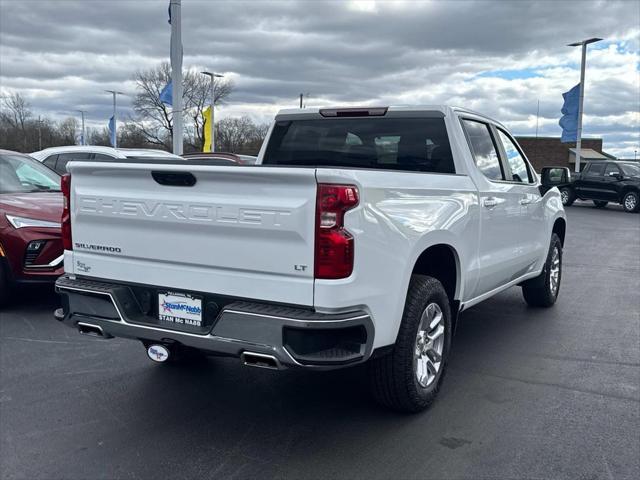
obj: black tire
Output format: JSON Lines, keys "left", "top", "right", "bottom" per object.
{"left": 522, "top": 233, "right": 562, "bottom": 308}
{"left": 593, "top": 200, "right": 608, "bottom": 208}
{"left": 560, "top": 187, "right": 575, "bottom": 207}
{"left": 622, "top": 191, "right": 639, "bottom": 213}
{"left": 368, "top": 275, "right": 452, "bottom": 413}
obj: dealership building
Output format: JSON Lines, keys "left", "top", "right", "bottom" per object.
{"left": 514, "top": 136, "right": 615, "bottom": 172}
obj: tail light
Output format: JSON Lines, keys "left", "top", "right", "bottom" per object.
{"left": 61, "top": 174, "right": 72, "bottom": 250}
{"left": 315, "top": 184, "right": 359, "bottom": 279}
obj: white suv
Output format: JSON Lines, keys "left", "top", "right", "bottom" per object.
{"left": 31, "top": 146, "right": 182, "bottom": 175}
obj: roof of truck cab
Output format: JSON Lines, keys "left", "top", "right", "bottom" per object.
{"left": 275, "top": 105, "right": 507, "bottom": 129}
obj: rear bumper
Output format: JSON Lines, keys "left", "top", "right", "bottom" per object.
{"left": 55, "top": 275, "right": 374, "bottom": 370}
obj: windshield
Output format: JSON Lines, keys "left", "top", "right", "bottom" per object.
{"left": 0, "top": 154, "right": 60, "bottom": 194}
{"left": 620, "top": 163, "right": 640, "bottom": 176}
{"left": 263, "top": 117, "right": 455, "bottom": 174}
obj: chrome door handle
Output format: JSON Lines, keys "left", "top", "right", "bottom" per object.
{"left": 484, "top": 197, "right": 498, "bottom": 208}
{"left": 519, "top": 197, "right": 532, "bottom": 205}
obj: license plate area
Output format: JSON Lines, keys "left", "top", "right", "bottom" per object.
{"left": 158, "top": 291, "right": 203, "bottom": 328}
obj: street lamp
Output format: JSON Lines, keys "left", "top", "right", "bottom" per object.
{"left": 76, "top": 110, "right": 87, "bottom": 145}
{"left": 105, "top": 90, "right": 124, "bottom": 148}
{"left": 567, "top": 37, "right": 602, "bottom": 172}
{"left": 200, "top": 71, "right": 224, "bottom": 152}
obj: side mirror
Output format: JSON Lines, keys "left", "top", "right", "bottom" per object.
{"left": 608, "top": 171, "right": 622, "bottom": 179}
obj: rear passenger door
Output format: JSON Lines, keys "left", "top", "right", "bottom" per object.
{"left": 461, "top": 118, "right": 531, "bottom": 297}
{"left": 577, "top": 162, "right": 606, "bottom": 199}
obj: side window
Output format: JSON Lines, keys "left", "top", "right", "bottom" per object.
{"left": 585, "top": 163, "right": 605, "bottom": 177}
{"left": 43, "top": 154, "right": 58, "bottom": 170}
{"left": 57, "top": 152, "right": 91, "bottom": 174}
{"left": 93, "top": 153, "right": 115, "bottom": 161}
{"left": 461, "top": 119, "right": 504, "bottom": 181}
{"left": 604, "top": 163, "right": 620, "bottom": 177}
{"left": 496, "top": 129, "right": 532, "bottom": 183}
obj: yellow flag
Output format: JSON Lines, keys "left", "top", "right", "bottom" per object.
{"left": 203, "top": 106, "right": 212, "bottom": 152}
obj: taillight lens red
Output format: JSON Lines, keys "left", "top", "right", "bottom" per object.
{"left": 315, "top": 184, "right": 359, "bottom": 279}
{"left": 61, "top": 174, "right": 72, "bottom": 250}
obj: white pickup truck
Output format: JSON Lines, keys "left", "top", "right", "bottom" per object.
{"left": 54, "top": 106, "right": 566, "bottom": 412}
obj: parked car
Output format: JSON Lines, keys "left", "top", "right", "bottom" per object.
{"left": 0, "top": 150, "right": 63, "bottom": 305}
{"left": 541, "top": 161, "right": 640, "bottom": 212}
{"left": 182, "top": 152, "right": 242, "bottom": 166}
{"left": 54, "top": 106, "right": 566, "bottom": 412}
{"left": 31, "top": 146, "right": 183, "bottom": 175}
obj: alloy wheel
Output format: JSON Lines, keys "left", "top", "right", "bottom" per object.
{"left": 414, "top": 303, "right": 445, "bottom": 388}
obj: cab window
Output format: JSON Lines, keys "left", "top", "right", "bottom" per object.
{"left": 604, "top": 163, "right": 621, "bottom": 177}
{"left": 461, "top": 119, "right": 504, "bottom": 181}
{"left": 585, "top": 163, "right": 605, "bottom": 177}
{"left": 496, "top": 129, "right": 532, "bottom": 183}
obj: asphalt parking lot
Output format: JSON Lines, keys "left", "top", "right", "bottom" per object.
{"left": 1, "top": 202, "right": 639, "bottom": 480}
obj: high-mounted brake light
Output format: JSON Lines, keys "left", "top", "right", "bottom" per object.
{"left": 61, "top": 174, "right": 72, "bottom": 251}
{"left": 315, "top": 184, "right": 359, "bottom": 279}
{"left": 319, "top": 107, "right": 388, "bottom": 117}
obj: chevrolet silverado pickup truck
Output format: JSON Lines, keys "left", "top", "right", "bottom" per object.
{"left": 541, "top": 161, "right": 640, "bottom": 212}
{"left": 54, "top": 106, "right": 566, "bottom": 412}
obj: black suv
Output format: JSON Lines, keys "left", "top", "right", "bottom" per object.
{"left": 542, "top": 161, "right": 640, "bottom": 213}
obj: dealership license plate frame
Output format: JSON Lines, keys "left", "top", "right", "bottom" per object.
{"left": 157, "top": 291, "right": 204, "bottom": 328}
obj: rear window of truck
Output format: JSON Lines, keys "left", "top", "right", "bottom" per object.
{"left": 262, "top": 117, "right": 455, "bottom": 174}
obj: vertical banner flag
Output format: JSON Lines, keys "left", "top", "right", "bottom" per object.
{"left": 108, "top": 116, "right": 115, "bottom": 147}
{"left": 160, "top": 82, "right": 173, "bottom": 106}
{"left": 559, "top": 83, "right": 580, "bottom": 143}
{"left": 202, "top": 106, "right": 212, "bottom": 152}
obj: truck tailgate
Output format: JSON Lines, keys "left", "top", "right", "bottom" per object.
{"left": 66, "top": 162, "right": 317, "bottom": 306}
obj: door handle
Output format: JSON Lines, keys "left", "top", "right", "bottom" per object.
{"left": 484, "top": 197, "right": 498, "bottom": 208}
{"left": 519, "top": 197, "right": 532, "bottom": 205}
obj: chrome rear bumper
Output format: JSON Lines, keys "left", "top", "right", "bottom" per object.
{"left": 55, "top": 275, "right": 374, "bottom": 369}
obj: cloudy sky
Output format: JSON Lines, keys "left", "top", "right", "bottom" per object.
{"left": 0, "top": 0, "right": 638, "bottom": 157}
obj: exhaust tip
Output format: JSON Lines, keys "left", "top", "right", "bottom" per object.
{"left": 147, "top": 344, "right": 170, "bottom": 363}
{"left": 77, "top": 322, "right": 107, "bottom": 338}
{"left": 241, "top": 351, "right": 281, "bottom": 370}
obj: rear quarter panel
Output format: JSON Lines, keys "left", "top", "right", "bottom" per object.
{"left": 314, "top": 168, "right": 480, "bottom": 348}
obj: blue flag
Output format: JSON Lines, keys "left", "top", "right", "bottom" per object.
{"left": 159, "top": 81, "right": 173, "bottom": 106}
{"left": 108, "top": 116, "right": 116, "bottom": 147}
{"left": 559, "top": 83, "right": 580, "bottom": 143}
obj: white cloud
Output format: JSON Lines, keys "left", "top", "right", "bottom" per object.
{"left": 0, "top": 0, "right": 638, "bottom": 156}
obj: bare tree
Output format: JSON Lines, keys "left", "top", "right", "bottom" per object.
{"left": 132, "top": 61, "right": 234, "bottom": 150}
{"left": 1, "top": 92, "right": 32, "bottom": 150}
{"left": 216, "top": 116, "right": 270, "bottom": 154}
{"left": 58, "top": 117, "right": 79, "bottom": 145}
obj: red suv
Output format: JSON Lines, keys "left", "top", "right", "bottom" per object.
{"left": 0, "top": 150, "right": 63, "bottom": 305}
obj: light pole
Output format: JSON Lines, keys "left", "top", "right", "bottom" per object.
{"left": 568, "top": 37, "right": 602, "bottom": 172}
{"left": 105, "top": 90, "right": 124, "bottom": 148}
{"left": 201, "top": 71, "right": 224, "bottom": 152}
{"left": 76, "top": 110, "right": 87, "bottom": 145}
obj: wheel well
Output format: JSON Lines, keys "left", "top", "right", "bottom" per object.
{"left": 552, "top": 218, "right": 566, "bottom": 246}
{"left": 412, "top": 244, "right": 459, "bottom": 316}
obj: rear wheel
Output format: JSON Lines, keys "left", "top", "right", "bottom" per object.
{"left": 593, "top": 200, "right": 608, "bottom": 208}
{"left": 368, "top": 275, "right": 452, "bottom": 413}
{"left": 622, "top": 191, "right": 639, "bottom": 213}
{"left": 560, "top": 187, "right": 575, "bottom": 206}
{"left": 522, "top": 233, "right": 562, "bottom": 307}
